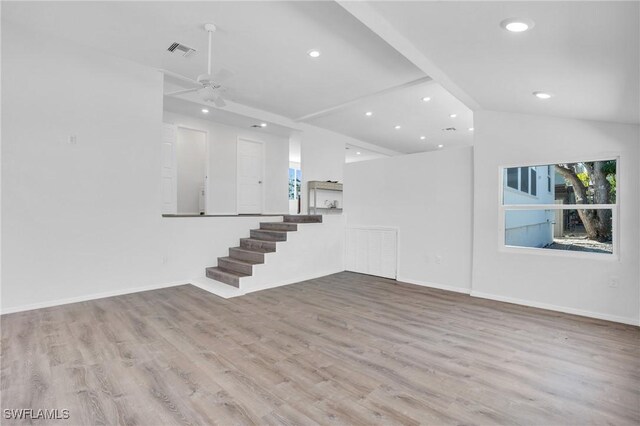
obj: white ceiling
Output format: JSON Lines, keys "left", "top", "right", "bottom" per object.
{"left": 2, "top": 1, "right": 423, "bottom": 119}
{"left": 365, "top": 1, "right": 640, "bottom": 125}
{"left": 4, "top": 1, "right": 634, "bottom": 157}
{"left": 308, "top": 79, "right": 473, "bottom": 153}
{"left": 164, "top": 96, "right": 296, "bottom": 138}
{"left": 345, "top": 144, "right": 389, "bottom": 163}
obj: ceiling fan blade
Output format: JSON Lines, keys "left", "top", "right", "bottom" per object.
{"left": 198, "top": 86, "right": 216, "bottom": 101}
{"left": 212, "top": 96, "right": 226, "bottom": 108}
{"left": 165, "top": 87, "right": 200, "bottom": 96}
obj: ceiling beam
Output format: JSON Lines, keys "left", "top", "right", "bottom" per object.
{"left": 336, "top": 1, "right": 481, "bottom": 111}
{"left": 294, "top": 76, "right": 433, "bottom": 122}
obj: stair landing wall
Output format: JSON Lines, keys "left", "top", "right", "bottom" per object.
{"left": 241, "top": 215, "right": 345, "bottom": 294}
{"left": 163, "top": 215, "right": 345, "bottom": 297}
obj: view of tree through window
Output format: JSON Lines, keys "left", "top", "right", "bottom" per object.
{"left": 288, "top": 168, "right": 301, "bottom": 201}
{"left": 502, "top": 160, "right": 617, "bottom": 255}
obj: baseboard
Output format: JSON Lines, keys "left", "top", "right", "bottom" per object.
{"left": 396, "top": 276, "right": 472, "bottom": 294}
{"left": 470, "top": 290, "right": 640, "bottom": 326}
{"left": 0, "top": 281, "right": 187, "bottom": 315}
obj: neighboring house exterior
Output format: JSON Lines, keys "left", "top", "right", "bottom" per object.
{"left": 504, "top": 165, "right": 555, "bottom": 248}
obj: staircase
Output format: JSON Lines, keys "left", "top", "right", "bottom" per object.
{"left": 205, "top": 215, "right": 323, "bottom": 288}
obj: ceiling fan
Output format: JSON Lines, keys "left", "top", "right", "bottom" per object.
{"left": 164, "top": 23, "right": 231, "bottom": 108}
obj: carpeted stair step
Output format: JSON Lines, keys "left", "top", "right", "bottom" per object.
{"left": 250, "top": 229, "right": 288, "bottom": 241}
{"left": 205, "top": 267, "right": 247, "bottom": 288}
{"left": 229, "top": 247, "right": 267, "bottom": 263}
{"left": 218, "top": 257, "right": 259, "bottom": 276}
{"left": 239, "top": 238, "right": 277, "bottom": 252}
{"left": 260, "top": 222, "right": 298, "bottom": 231}
{"left": 283, "top": 215, "right": 323, "bottom": 223}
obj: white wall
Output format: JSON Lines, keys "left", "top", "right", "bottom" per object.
{"left": 344, "top": 147, "right": 474, "bottom": 292}
{"left": 176, "top": 128, "right": 206, "bottom": 214}
{"left": 473, "top": 110, "right": 640, "bottom": 325}
{"left": 299, "top": 125, "right": 362, "bottom": 214}
{"left": 163, "top": 111, "right": 289, "bottom": 215}
{"left": 2, "top": 23, "right": 166, "bottom": 311}
{"left": 0, "top": 24, "right": 333, "bottom": 314}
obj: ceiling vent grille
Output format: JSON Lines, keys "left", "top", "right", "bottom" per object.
{"left": 443, "top": 127, "right": 457, "bottom": 131}
{"left": 167, "top": 42, "right": 196, "bottom": 57}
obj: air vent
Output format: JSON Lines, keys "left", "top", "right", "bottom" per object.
{"left": 167, "top": 42, "right": 196, "bottom": 57}
{"left": 443, "top": 127, "right": 457, "bottom": 131}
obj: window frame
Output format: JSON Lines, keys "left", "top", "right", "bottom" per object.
{"left": 498, "top": 155, "right": 620, "bottom": 260}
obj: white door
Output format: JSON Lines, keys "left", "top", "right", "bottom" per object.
{"left": 176, "top": 127, "right": 207, "bottom": 215}
{"left": 237, "top": 139, "right": 264, "bottom": 214}
{"left": 161, "top": 123, "right": 177, "bottom": 215}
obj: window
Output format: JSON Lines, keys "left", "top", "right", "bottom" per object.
{"left": 507, "top": 168, "right": 518, "bottom": 190}
{"left": 520, "top": 167, "right": 529, "bottom": 193}
{"left": 501, "top": 159, "right": 617, "bottom": 256}
{"left": 288, "top": 168, "right": 301, "bottom": 200}
{"left": 505, "top": 166, "right": 546, "bottom": 198}
{"left": 531, "top": 168, "right": 537, "bottom": 196}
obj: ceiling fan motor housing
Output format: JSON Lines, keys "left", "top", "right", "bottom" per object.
{"left": 197, "top": 73, "right": 221, "bottom": 89}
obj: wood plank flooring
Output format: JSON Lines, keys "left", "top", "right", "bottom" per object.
{"left": 1, "top": 271, "right": 639, "bottom": 425}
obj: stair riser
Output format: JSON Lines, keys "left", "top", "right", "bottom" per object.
{"left": 250, "top": 229, "right": 287, "bottom": 241}
{"left": 283, "top": 215, "right": 323, "bottom": 223}
{"left": 229, "top": 248, "right": 265, "bottom": 263}
{"left": 260, "top": 222, "right": 298, "bottom": 231}
{"left": 206, "top": 268, "right": 240, "bottom": 287}
{"left": 240, "top": 239, "right": 277, "bottom": 251}
{"left": 218, "top": 258, "right": 253, "bottom": 275}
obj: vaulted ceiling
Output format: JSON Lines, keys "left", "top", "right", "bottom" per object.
{"left": 3, "top": 1, "right": 637, "bottom": 156}
{"left": 356, "top": 1, "right": 639, "bottom": 125}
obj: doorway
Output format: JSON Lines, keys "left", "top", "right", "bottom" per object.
{"left": 237, "top": 138, "right": 264, "bottom": 214}
{"left": 176, "top": 127, "right": 207, "bottom": 215}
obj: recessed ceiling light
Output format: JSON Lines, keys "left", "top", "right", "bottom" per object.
{"left": 437, "top": 144, "right": 444, "bottom": 148}
{"left": 533, "top": 91, "right": 553, "bottom": 99}
{"left": 450, "top": 113, "right": 457, "bottom": 118}
{"left": 394, "top": 125, "right": 401, "bottom": 130}
{"left": 500, "top": 18, "right": 535, "bottom": 33}
{"left": 201, "top": 108, "right": 209, "bottom": 113}
{"left": 468, "top": 127, "right": 474, "bottom": 131}
{"left": 260, "top": 123, "right": 267, "bottom": 127}
{"left": 422, "top": 97, "right": 431, "bottom": 102}
{"left": 356, "top": 151, "right": 361, "bottom": 155}
{"left": 307, "top": 49, "right": 321, "bottom": 58}
{"left": 420, "top": 136, "right": 426, "bottom": 140}
{"left": 365, "top": 111, "right": 373, "bottom": 116}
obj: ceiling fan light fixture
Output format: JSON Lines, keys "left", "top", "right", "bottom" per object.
{"left": 201, "top": 108, "right": 209, "bottom": 113}
{"left": 307, "top": 49, "right": 321, "bottom": 58}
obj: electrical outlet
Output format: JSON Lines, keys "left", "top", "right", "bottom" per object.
{"left": 162, "top": 256, "right": 169, "bottom": 265}
{"left": 608, "top": 276, "right": 619, "bottom": 288}
{"left": 435, "top": 255, "right": 442, "bottom": 265}
{"left": 68, "top": 135, "right": 78, "bottom": 145}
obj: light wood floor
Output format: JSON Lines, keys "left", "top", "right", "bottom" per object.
{"left": 2, "top": 272, "right": 639, "bottom": 425}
